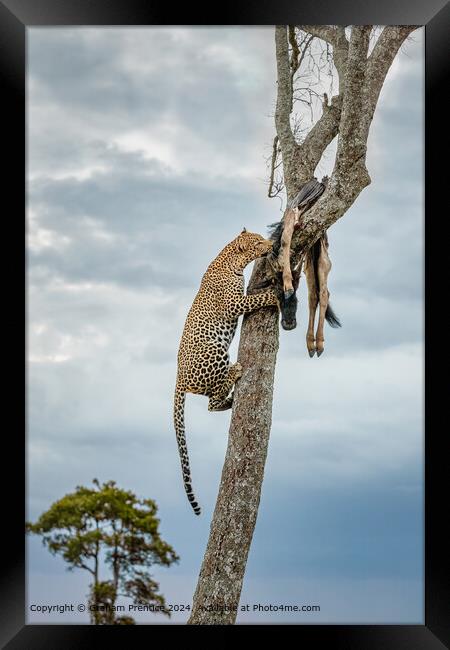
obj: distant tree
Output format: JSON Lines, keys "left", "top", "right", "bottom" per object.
{"left": 26, "top": 479, "right": 179, "bottom": 624}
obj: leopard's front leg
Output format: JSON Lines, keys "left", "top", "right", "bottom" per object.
{"left": 227, "top": 289, "right": 280, "bottom": 319}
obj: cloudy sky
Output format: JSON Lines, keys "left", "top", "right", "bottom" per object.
{"left": 26, "top": 27, "right": 424, "bottom": 624}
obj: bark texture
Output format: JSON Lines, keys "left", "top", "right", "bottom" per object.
{"left": 188, "top": 24, "right": 417, "bottom": 626}
{"left": 188, "top": 260, "right": 279, "bottom": 625}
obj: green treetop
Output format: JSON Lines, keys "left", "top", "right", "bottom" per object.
{"left": 26, "top": 479, "right": 179, "bottom": 624}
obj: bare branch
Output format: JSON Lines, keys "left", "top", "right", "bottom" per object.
{"left": 298, "top": 25, "right": 341, "bottom": 46}
{"left": 281, "top": 26, "right": 349, "bottom": 191}
{"left": 77, "top": 561, "right": 95, "bottom": 576}
{"left": 267, "top": 135, "right": 280, "bottom": 198}
{"left": 329, "top": 25, "right": 418, "bottom": 206}
{"left": 361, "top": 26, "right": 419, "bottom": 136}
{"left": 284, "top": 26, "right": 374, "bottom": 266}
{"left": 331, "top": 26, "right": 372, "bottom": 189}
{"left": 274, "top": 26, "right": 299, "bottom": 189}
{"left": 288, "top": 26, "right": 300, "bottom": 112}
{"left": 298, "top": 34, "right": 314, "bottom": 69}
{"left": 289, "top": 29, "right": 315, "bottom": 115}
{"left": 291, "top": 92, "right": 342, "bottom": 190}
{"left": 299, "top": 25, "right": 349, "bottom": 86}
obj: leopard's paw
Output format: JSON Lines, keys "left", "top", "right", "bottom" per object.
{"left": 233, "top": 362, "right": 243, "bottom": 379}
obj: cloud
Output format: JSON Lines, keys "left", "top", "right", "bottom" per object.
{"left": 28, "top": 146, "right": 273, "bottom": 292}
{"left": 28, "top": 27, "right": 277, "bottom": 184}
{"left": 27, "top": 26, "right": 424, "bottom": 624}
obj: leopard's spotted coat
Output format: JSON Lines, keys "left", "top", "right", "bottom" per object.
{"left": 174, "top": 229, "right": 279, "bottom": 515}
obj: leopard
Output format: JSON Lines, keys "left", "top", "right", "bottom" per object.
{"left": 173, "top": 228, "right": 280, "bottom": 515}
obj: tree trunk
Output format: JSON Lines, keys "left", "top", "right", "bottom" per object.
{"left": 188, "top": 259, "right": 278, "bottom": 624}
{"left": 92, "top": 520, "right": 101, "bottom": 625}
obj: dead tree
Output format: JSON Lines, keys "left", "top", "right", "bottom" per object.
{"left": 187, "top": 25, "right": 418, "bottom": 625}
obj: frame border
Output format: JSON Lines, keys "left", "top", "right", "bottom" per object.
{"left": 3, "top": 0, "right": 449, "bottom": 644}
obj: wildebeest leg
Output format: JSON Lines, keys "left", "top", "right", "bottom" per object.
{"left": 304, "top": 251, "right": 318, "bottom": 357}
{"left": 278, "top": 207, "right": 299, "bottom": 299}
{"left": 315, "top": 236, "right": 332, "bottom": 357}
{"left": 280, "top": 259, "right": 302, "bottom": 331}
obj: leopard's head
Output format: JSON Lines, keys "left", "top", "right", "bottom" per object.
{"left": 233, "top": 228, "right": 273, "bottom": 265}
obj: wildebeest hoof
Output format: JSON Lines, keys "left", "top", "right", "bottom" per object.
{"left": 317, "top": 349, "right": 324, "bottom": 357}
{"left": 281, "top": 319, "right": 296, "bottom": 331}
{"left": 284, "top": 289, "right": 294, "bottom": 300}
{"left": 308, "top": 349, "right": 316, "bottom": 358}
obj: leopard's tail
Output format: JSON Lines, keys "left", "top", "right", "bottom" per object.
{"left": 173, "top": 389, "right": 201, "bottom": 515}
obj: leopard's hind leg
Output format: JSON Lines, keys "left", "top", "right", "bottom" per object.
{"left": 208, "top": 362, "right": 243, "bottom": 411}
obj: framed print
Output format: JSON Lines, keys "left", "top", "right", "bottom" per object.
{"left": 2, "top": 0, "right": 449, "bottom": 645}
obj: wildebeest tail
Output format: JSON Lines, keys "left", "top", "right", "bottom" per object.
{"left": 173, "top": 389, "right": 201, "bottom": 515}
{"left": 325, "top": 303, "right": 341, "bottom": 328}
